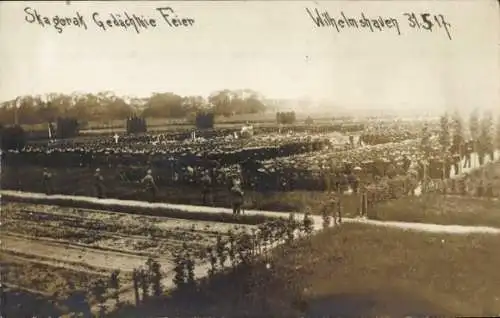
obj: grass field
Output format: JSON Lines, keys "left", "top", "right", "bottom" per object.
{"left": 109, "top": 223, "right": 500, "bottom": 317}
{"left": 373, "top": 194, "right": 500, "bottom": 228}
{"left": 373, "top": 160, "right": 500, "bottom": 227}
{"left": 3, "top": 197, "right": 500, "bottom": 317}
{"left": 22, "top": 113, "right": 341, "bottom": 133}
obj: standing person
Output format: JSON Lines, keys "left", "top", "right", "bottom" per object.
{"left": 42, "top": 168, "right": 54, "bottom": 195}
{"left": 458, "top": 173, "right": 468, "bottom": 196}
{"left": 230, "top": 181, "right": 244, "bottom": 215}
{"left": 359, "top": 184, "right": 368, "bottom": 218}
{"left": 142, "top": 169, "right": 158, "bottom": 201}
{"left": 444, "top": 154, "right": 452, "bottom": 179}
{"left": 322, "top": 195, "right": 335, "bottom": 228}
{"left": 201, "top": 170, "right": 213, "bottom": 206}
{"left": 94, "top": 168, "right": 105, "bottom": 198}
{"left": 335, "top": 193, "right": 343, "bottom": 224}
{"left": 463, "top": 141, "right": 473, "bottom": 169}
{"left": 349, "top": 168, "right": 360, "bottom": 193}
{"left": 452, "top": 152, "right": 461, "bottom": 176}
{"left": 476, "top": 179, "right": 485, "bottom": 197}
{"left": 349, "top": 135, "right": 355, "bottom": 148}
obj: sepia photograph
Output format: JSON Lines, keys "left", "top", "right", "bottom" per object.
{"left": 0, "top": 0, "right": 499, "bottom": 317}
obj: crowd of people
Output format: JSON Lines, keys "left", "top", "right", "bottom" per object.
{"left": 5, "top": 118, "right": 500, "bottom": 217}
{"left": 5, "top": 133, "right": 335, "bottom": 169}
{"left": 359, "top": 120, "right": 436, "bottom": 145}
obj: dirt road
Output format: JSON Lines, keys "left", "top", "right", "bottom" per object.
{"left": 1, "top": 235, "right": 173, "bottom": 273}
{"left": 3, "top": 190, "right": 500, "bottom": 235}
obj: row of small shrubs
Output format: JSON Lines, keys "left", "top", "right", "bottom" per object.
{"left": 2, "top": 194, "right": 275, "bottom": 225}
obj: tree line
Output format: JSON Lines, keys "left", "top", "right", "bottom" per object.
{"left": 435, "top": 109, "right": 500, "bottom": 155}
{"left": 0, "top": 89, "right": 267, "bottom": 126}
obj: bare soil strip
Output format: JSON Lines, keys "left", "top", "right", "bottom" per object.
{"left": 343, "top": 218, "right": 500, "bottom": 234}
{"left": 2, "top": 190, "right": 499, "bottom": 234}
{"left": 1, "top": 235, "right": 171, "bottom": 273}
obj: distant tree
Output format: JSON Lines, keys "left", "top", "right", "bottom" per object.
{"left": 209, "top": 90, "right": 233, "bottom": 117}
{"left": 142, "top": 92, "right": 184, "bottom": 118}
{"left": 451, "top": 110, "right": 464, "bottom": 153}
{"left": 497, "top": 114, "right": 500, "bottom": 150}
{"left": 103, "top": 97, "right": 134, "bottom": 120}
{"left": 209, "top": 89, "right": 266, "bottom": 117}
{"left": 479, "top": 110, "right": 494, "bottom": 155}
{"left": 420, "top": 124, "right": 432, "bottom": 159}
{"left": 469, "top": 109, "right": 480, "bottom": 145}
{"left": 438, "top": 112, "right": 451, "bottom": 152}
{"left": 0, "top": 89, "right": 267, "bottom": 126}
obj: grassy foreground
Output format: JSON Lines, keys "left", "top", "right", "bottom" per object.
{"left": 374, "top": 194, "right": 500, "bottom": 228}
{"left": 110, "top": 223, "right": 500, "bottom": 317}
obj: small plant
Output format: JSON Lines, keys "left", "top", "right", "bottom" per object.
{"left": 251, "top": 228, "right": 259, "bottom": 254}
{"left": 207, "top": 247, "right": 218, "bottom": 277}
{"left": 173, "top": 252, "right": 186, "bottom": 288}
{"left": 302, "top": 212, "right": 314, "bottom": 235}
{"left": 215, "top": 234, "right": 227, "bottom": 268}
{"left": 185, "top": 252, "right": 196, "bottom": 289}
{"left": 109, "top": 270, "right": 121, "bottom": 305}
{"left": 139, "top": 268, "right": 149, "bottom": 301}
{"left": 285, "top": 214, "right": 296, "bottom": 243}
{"left": 322, "top": 206, "right": 331, "bottom": 230}
{"left": 132, "top": 268, "right": 140, "bottom": 304}
{"left": 149, "top": 259, "right": 162, "bottom": 297}
{"left": 227, "top": 230, "right": 237, "bottom": 267}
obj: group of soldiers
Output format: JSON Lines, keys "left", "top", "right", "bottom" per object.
{"left": 42, "top": 166, "right": 247, "bottom": 216}
{"left": 10, "top": 136, "right": 329, "bottom": 170}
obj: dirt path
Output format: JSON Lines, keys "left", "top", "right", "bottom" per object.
{"left": 342, "top": 217, "right": 500, "bottom": 234}
{"left": 3, "top": 190, "right": 500, "bottom": 235}
{"left": 1, "top": 235, "right": 173, "bottom": 273}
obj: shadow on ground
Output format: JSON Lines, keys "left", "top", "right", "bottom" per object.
{"left": 107, "top": 261, "right": 452, "bottom": 318}
{"left": 1, "top": 287, "right": 92, "bottom": 318}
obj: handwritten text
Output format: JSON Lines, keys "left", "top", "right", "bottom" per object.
{"left": 23, "top": 6, "right": 195, "bottom": 34}
{"left": 306, "top": 8, "right": 452, "bottom": 40}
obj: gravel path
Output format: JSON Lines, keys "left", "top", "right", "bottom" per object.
{"left": 2, "top": 190, "right": 499, "bottom": 234}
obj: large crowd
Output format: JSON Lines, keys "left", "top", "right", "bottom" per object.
{"left": 3, "top": 119, "right": 499, "bottom": 210}
{"left": 5, "top": 133, "right": 338, "bottom": 168}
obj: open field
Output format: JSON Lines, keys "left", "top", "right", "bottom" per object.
{"left": 372, "top": 160, "right": 500, "bottom": 226}
{"left": 2, "top": 192, "right": 500, "bottom": 317}
{"left": 21, "top": 113, "right": 356, "bottom": 135}
{"left": 109, "top": 223, "right": 500, "bottom": 317}
{"left": 374, "top": 194, "right": 500, "bottom": 227}
{"left": 0, "top": 197, "right": 272, "bottom": 317}
{"left": 2, "top": 202, "right": 256, "bottom": 258}
{"left": 1, "top": 259, "right": 104, "bottom": 318}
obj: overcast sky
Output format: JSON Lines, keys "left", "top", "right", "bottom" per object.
{"left": 0, "top": 0, "right": 498, "bottom": 114}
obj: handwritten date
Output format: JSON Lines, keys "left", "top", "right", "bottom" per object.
{"left": 404, "top": 12, "right": 452, "bottom": 40}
